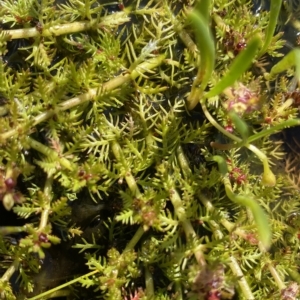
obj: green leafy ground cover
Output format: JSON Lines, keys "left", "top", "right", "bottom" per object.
{"left": 1, "top": 0, "right": 300, "bottom": 299}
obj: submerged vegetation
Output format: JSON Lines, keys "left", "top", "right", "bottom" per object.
{"left": 1, "top": 0, "right": 300, "bottom": 299}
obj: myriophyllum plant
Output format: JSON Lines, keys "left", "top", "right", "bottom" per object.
{"left": 0, "top": 0, "right": 300, "bottom": 299}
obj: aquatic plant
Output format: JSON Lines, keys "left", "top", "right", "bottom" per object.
{"left": 0, "top": 0, "right": 300, "bottom": 299}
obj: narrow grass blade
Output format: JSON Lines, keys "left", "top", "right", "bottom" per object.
{"left": 268, "top": 48, "right": 300, "bottom": 82}
{"left": 224, "top": 177, "right": 272, "bottom": 250}
{"left": 206, "top": 35, "right": 261, "bottom": 98}
{"left": 187, "top": 8, "right": 215, "bottom": 108}
{"left": 258, "top": 0, "right": 282, "bottom": 57}
{"left": 212, "top": 155, "right": 228, "bottom": 175}
{"left": 194, "top": 0, "right": 210, "bottom": 23}
{"left": 228, "top": 111, "right": 249, "bottom": 141}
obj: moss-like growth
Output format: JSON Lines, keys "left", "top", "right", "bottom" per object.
{"left": 0, "top": 0, "right": 300, "bottom": 299}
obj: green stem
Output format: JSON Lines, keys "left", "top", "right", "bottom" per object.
{"left": 258, "top": 0, "right": 282, "bottom": 57}
{"left": 198, "top": 194, "right": 257, "bottom": 242}
{"left": 145, "top": 266, "right": 155, "bottom": 299}
{"left": 229, "top": 256, "right": 254, "bottom": 300}
{"left": 0, "top": 55, "right": 165, "bottom": 143}
{"left": 168, "top": 186, "right": 206, "bottom": 266}
{"left": 4, "top": 12, "right": 130, "bottom": 39}
{"left": 27, "top": 137, "right": 74, "bottom": 171}
{"left": 0, "top": 259, "right": 19, "bottom": 282}
{"left": 257, "top": 243, "right": 286, "bottom": 290}
{"left": 176, "top": 145, "right": 192, "bottom": 179}
{"left": 38, "top": 176, "right": 53, "bottom": 232}
{"left": 0, "top": 226, "right": 26, "bottom": 235}
{"left": 111, "top": 141, "right": 142, "bottom": 198}
{"left": 247, "top": 119, "right": 300, "bottom": 143}
{"left": 201, "top": 102, "right": 241, "bottom": 142}
{"left": 247, "top": 144, "right": 276, "bottom": 187}
{"left": 124, "top": 226, "right": 145, "bottom": 252}
{"left": 267, "top": 261, "right": 286, "bottom": 290}
{"left": 224, "top": 177, "right": 272, "bottom": 250}
{"left": 202, "top": 102, "right": 276, "bottom": 187}
{"left": 27, "top": 270, "right": 99, "bottom": 300}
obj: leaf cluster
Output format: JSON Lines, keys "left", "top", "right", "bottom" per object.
{"left": 1, "top": 0, "right": 300, "bottom": 299}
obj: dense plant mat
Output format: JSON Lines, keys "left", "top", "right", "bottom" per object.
{"left": 1, "top": 0, "right": 300, "bottom": 299}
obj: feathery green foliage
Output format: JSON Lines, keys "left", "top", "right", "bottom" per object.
{"left": 0, "top": 0, "right": 300, "bottom": 299}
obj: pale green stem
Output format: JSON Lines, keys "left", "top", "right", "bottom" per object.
{"left": 168, "top": 4, "right": 198, "bottom": 53}
{"left": 229, "top": 256, "right": 254, "bottom": 300}
{"left": 176, "top": 145, "right": 192, "bottom": 179}
{"left": 0, "top": 226, "right": 26, "bottom": 235}
{"left": 169, "top": 187, "right": 206, "bottom": 266}
{"left": 202, "top": 102, "right": 276, "bottom": 186}
{"left": 27, "top": 137, "right": 74, "bottom": 171}
{"left": 4, "top": 12, "right": 130, "bottom": 39}
{"left": 145, "top": 266, "right": 155, "bottom": 300}
{"left": 174, "top": 283, "right": 183, "bottom": 300}
{"left": 198, "top": 194, "right": 256, "bottom": 241}
{"left": 0, "top": 55, "right": 165, "bottom": 143}
{"left": 124, "top": 226, "right": 145, "bottom": 252}
{"left": 223, "top": 177, "right": 271, "bottom": 249}
{"left": 1, "top": 259, "right": 19, "bottom": 282}
{"left": 27, "top": 270, "right": 99, "bottom": 300}
{"left": 258, "top": 244, "right": 286, "bottom": 290}
{"left": 187, "top": 68, "right": 204, "bottom": 110}
{"left": 111, "top": 141, "right": 142, "bottom": 198}
{"left": 201, "top": 102, "right": 241, "bottom": 142}
{"left": 267, "top": 263, "right": 286, "bottom": 290}
{"left": 287, "top": 269, "right": 300, "bottom": 284}
{"left": 247, "top": 144, "right": 276, "bottom": 187}
{"left": 177, "top": 29, "right": 198, "bottom": 53}
{"left": 258, "top": 0, "right": 282, "bottom": 57}
{"left": 38, "top": 176, "right": 53, "bottom": 232}
{"left": 247, "top": 119, "right": 300, "bottom": 143}
{"left": 111, "top": 141, "right": 145, "bottom": 247}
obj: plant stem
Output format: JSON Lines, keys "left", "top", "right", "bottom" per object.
{"left": 229, "top": 256, "right": 254, "bottom": 300}
{"left": 0, "top": 226, "right": 26, "bottom": 235}
{"left": 145, "top": 266, "right": 155, "bottom": 299}
{"left": 169, "top": 186, "right": 206, "bottom": 266}
{"left": 27, "top": 270, "right": 99, "bottom": 300}
{"left": 247, "top": 144, "right": 276, "bottom": 186}
{"left": 124, "top": 226, "right": 145, "bottom": 252}
{"left": 4, "top": 12, "right": 130, "bottom": 39}
{"left": 199, "top": 194, "right": 259, "bottom": 242}
{"left": 0, "top": 55, "right": 165, "bottom": 143}
{"left": 111, "top": 141, "right": 142, "bottom": 198}
{"left": 224, "top": 176, "right": 272, "bottom": 250}
{"left": 38, "top": 176, "right": 53, "bottom": 232}
{"left": 258, "top": 242, "right": 286, "bottom": 290}
{"left": 247, "top": 119, "right": 300, "bottom": 143}
{"left": 201, "top": 102, "right": 241, "bottom": 142}
{"left": 0, "top": 259, "right": 19, "bottom": 282}
{"left": 176, "top": 145, "right": 192, "bottom": 179}
{"left": 27, "top": 137, "right": 74, "bottom": 171}
{"left": 267, "top": 262, "right": 286, "bottom": 290}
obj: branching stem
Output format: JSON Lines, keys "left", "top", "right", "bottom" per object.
{"left": 27, "top": 270, "right": 99, "bottom": 300}
{"left": 0, "top": 55, "right": 165, "bottom": 143}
